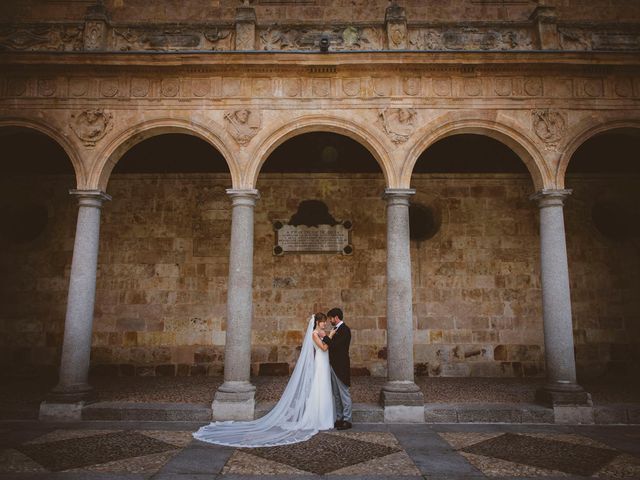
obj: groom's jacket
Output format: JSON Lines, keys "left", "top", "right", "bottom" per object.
{"left": 323, "top": 323, "right": 351, "bottom": 386}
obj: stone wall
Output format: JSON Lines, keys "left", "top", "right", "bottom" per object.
{"left": 1, "top": 172, "right": 638, "bottom": 379}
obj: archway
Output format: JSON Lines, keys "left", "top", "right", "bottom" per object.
{"left": 564, "top": 128, "right": 640, "bottom": 380}
{"left": 409, "top": 133, "right": 543, "bottom": 380}
{"left": 90, "top": 133, "right": 233, "bottom": 379}
{"left": 252, "top": 131, "right": 388, "bottom": 378}
{"left": 0, "top": 127, "right": 77, "bottom": 381}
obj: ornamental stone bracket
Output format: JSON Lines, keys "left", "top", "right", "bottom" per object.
{"left": 224, "top": 109, "right": 261, "bottom": 146}
{"left": 69, "top": 109, "right": 113, "bottom": 147}
{"left": 532, "top": 109, "right": 567, "bottom": 151}
{"left": 378, "top": 107, "right": 417, "bottom": 144}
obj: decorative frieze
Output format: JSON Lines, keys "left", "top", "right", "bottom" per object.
{"left": 0, "top": 24, "right": 84, "bottom": 51}
{"left": 258, "top": 25, "right": 383, "bottom": 51}
{"left": 408, "top": 26, "right": 534, "bottom": 51}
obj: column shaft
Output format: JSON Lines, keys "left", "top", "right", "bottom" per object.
{"left": 50, "top": 190, "right": 110, "bottom": 402}
{"left": 532, "top": 189, "right": 590, "bottom": 406}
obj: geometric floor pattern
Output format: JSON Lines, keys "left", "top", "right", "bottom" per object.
{"left": 237, "top": 432, "right": 404, "bottom": 475}
{"left": 440, "top": 432, "right": 640, "bottom": 478}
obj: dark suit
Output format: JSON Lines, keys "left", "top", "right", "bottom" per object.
{"left": 323, "top": 322, "right": 351, "bottom": 386}
{"left": 323, "top": 322, "right": 352, "bottom": 422}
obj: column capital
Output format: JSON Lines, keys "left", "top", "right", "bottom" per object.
{"left": 226, "top": 188, "right": 260, "bottom": 207}
{"left": 530, "top": 189, "right": 572, "bottom": 208}
{"left": 383, "top": 188, "right": 415, "bottom": 205}
{"left": 69, "top": 189, "right": 111, "bottom": 208}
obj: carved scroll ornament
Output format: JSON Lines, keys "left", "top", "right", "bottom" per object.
{"left": 69, "top": 109, "right": 113, "bottom": 147}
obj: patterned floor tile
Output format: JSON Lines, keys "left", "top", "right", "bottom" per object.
{"left": 459, "top": 433, "right": 620, "bottom": 476}
{"left": 140, "top": 430, "right": 194, "bottom": 448}
{"left": 0, "top": 449, "right": 48, "bottom": 473}
{"left": 594, "top": 453, "right": 640, "bottom": 478}
{"left": 238, "top": 432, "right": 402, "bottom": 475}
{"left": 24, "top": 429, "right": 117, "bottom": 445}
{"left": 459, "top": 450, "right": 569, "bottom": 477}
{"left": 331, "top": 450, "right": 421, "bottom": 476}
{"left": 65, "top": 450, "right": 179, "bottom": 474}
{"left": 222, "top": 451, "right": 312, "bottom": 475}
{"left": 16, "top": 430, "right": 177, "bottom": 472}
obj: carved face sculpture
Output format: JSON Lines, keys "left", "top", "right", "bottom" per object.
{"left": 235, "top": 109, "right": 250, "bottom": 124}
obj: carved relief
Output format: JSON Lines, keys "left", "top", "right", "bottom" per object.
{"left": 7, "top": 78, "right": 27, "bottom": 97}
{"left": 494, "top": 77, "right": 512, "bottom": 96}
{"left": 69, "top": 78, "right": 89, "bottom": 97}
{"left": 161, "top": 78, "right": 179, "bottom": 97}
{"left": 37, "top": 78, "right": 57, "bottom": 97}
{"left": 258, "top": 26, "right": 383, "bottom": 51}
{"left": 222, "top": 78, "right": 242, "bottom": 97}
{"left": 131, "top": 78, "right": 150, "bottom": 97}
{"left": 0, "top": 24, "right": 83, "bottom": 52}
{"left": 583, "top": 78, "right": 603, "bottom": 97}
{"left": 463, "top": 78, "right": 482, "bottom": 96}
{"left": 532, "top": 109, "right": 567, "bottom": 149}
{"left": 100, "top": 79, "right": 119, "bottom": 97}
{"left": 224, "top": 109, "right": 261, "bottom": 146}
{"left": 342, "top": 78, "right": 361, "bottom": 96}
{"left": 387, "top": 23, "right": 407, "bottom": 49}
{"left": 192, "top": 79, "right": 210, "bottom": 97}
{"left": 408, "top": 27, "right": 533, "bottom": 51}
{"left": 378, "top": 108, "right": 416, "bottom": 144}
{"left": 433, "top": 78, "right": 452, "bottom": 97}
{"left": 403, "top": 77, "right": 421, "bottom": 96}
{"left": 252, "top": 78, "right": 272, "bottom": 97}
{"left": 83, "top": 20, "right": 106, "bottom": 51}
{"left": 69, "top": 109, "right": 113, "bottom": 147}
{"left": 372, "top": 77, "right": 392, "bottom": 96}
{"left": 283, "top": 78, "right": 301, "bottom": 97}
{"left": 524, "top": 77, "right": 543, "bottom": 96}
{"left": 113, "top": 26, "right": 232, "bottom": 51}
{"left": 312, "top": 78, "right": 331, "bottom": 97}
{"left": 614, "top": 78, "right": 633, "bottom": 98}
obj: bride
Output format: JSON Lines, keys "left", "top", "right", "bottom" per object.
{"left": 193, "top": 312, "right": 335, "bottom": 447}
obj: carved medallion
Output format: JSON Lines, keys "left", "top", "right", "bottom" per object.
{"left": 403, "top": 77, "right": 421, "bottom": 96}
{"left": 283, "top": 78, "right": 301, "bottom": 97}
{"left": 100, "top": 79, "right": 119, "bottom": 97}
{"left": 70, "top": 109, "right": 113, "bottom": 147}
{"left": 69, "top": 78, "right": 88, "bottom": 97}
{"left": 372, "top": 77, "right": 392, "bottom": 96}
{"left": 312, "top": 78, "right": 331, "bottom": 97}
{"left": 222, "top": 78, "right": 242, "bottom": 97}
{"left": 583, "top": 78, "right": 603, "bottom": 97}
{"left": 131, "top": 78, "right": 150, "bottom": 97}
{"left": 161, "top": 78, "right": 179, "bottom": 97}
{"left": 494, "top": 78, "right": 512, "bottom": 96}
{"left": 433, "top": 78, "right": 451, "bottom": 97}
{"left": 532, "top": 109, "right": 567, "bottom": 148}
{"left": 342, "top": 78, "right": 361, "bottom": 96}
{"left": 192, "top": 79, "right": 210, "bottom": 97}
{"left": 463, "top": 78, "right": 482, "bottom": 96}
{"left": 83, "top": 20, "right": 106, "bottom": 51}
{"left": 524, "top": 77, "right": 543, "bottom": 96}
{"left": 7, "top": 78, "right": 26, "bottom": 97}
{"left": 224, "top": 109, "right": 261, "bottom": 146}
{"left": 614, "top": 78, "right": 633, "bottom": 97}
{"left": 37, "top": 78, "right": 56, "bottom": 97}
{"left": 252, "top": 78, "right": 271, "bottom": 97}
{"left": 378, "top": 108, "right": 416, "bottom": 144}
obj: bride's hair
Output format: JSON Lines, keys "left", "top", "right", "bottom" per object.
{"left": 313, "top": 312, "right": 327, "bottom": 329}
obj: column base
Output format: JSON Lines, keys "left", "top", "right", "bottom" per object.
{"left": 380, "top": 381, "right": 425, "bottom": 423}
{"left": 39, "top": 401, "right": 86, "bottom": 421}
{"left": 39, "top": 383, "right": 95, "bottom": 421}
{"left": 212, "top": 381, "right": 256, "bottom": 420}
{"left": 535, "top": 382, "right": 592, "bottom": 407}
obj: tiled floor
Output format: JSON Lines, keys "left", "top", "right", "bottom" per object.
{"left": 1, "top": 422, "right": 639, "bottom": 479}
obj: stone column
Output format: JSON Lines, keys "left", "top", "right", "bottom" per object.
{"left": 213, "top": 189, "right": 259, "bottom": 420}
{"left": 531, "top": 190, "right": 591, "bottom": 419}
{"left": 380, "top": 188, "right": 424, "bottom": 422}
{"left": 40, "top": 189, "right": 111, "bottom": 421}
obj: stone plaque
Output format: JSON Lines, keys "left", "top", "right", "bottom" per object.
{"left": 273, "top": 221, "right": 352, "bottom": 255}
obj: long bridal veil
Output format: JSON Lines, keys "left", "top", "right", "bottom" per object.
{"left": 193, "top": 316, "right": 319, "bottom": 447}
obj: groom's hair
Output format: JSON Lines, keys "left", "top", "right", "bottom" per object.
{"left": 327, "top": 307, "right": 343, "bottom": 320}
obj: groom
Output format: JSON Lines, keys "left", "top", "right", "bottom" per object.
{"left": 322, "top": 307, "right": 352, "bottom": 430}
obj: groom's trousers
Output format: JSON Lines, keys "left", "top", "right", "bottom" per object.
{"left": 330, "top": 367, "right": 352, "bottom": 422}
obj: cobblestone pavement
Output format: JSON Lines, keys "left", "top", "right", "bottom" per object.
{"left": 1, "top": 421, "right": 639, "bottom": 479}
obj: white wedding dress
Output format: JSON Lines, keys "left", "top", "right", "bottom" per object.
{"left": 193, "top": 316, "right": 335, "bottom": 447}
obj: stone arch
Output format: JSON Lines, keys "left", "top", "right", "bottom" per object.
{"left": 556, "top": 118, "right": 640, "bottom": 188}
{"left": 246, "top": 115, "right": 395, "bottom": 188}
{"left": 402, "top": 114, "right": 551, "bottom": 191}
{"left": 90, "top": 118, "right": 239, "bottom": 191}
{"left": 0, "top": 117, "right": 85, "bottom": 186}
